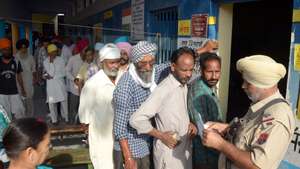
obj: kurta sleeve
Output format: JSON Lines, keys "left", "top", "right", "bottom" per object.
{"left": 16, "top": 60, "right": 23, "bottom": 73}
{"left": 76, "top": 65, "right": 85, "bottom": 80}
{"left": 66, "top": 57, "right": 75, "bottom": 81}
{"left": 130, "top": 85, "right": 164, "bottom": 134}
{"left": 53, "top": 59, "right": 66, "bottom": 79}
{"left": 78, "top": 82, "right": 94, "bottom": 124}
{"left": 30, "top": 56, "right": 36, "bottom": 73}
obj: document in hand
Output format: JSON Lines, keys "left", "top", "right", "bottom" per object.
{"left": 196, "top": 113, "right": 205, "bottom": 138}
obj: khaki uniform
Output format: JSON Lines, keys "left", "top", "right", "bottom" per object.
{"left": 219, "top": 91, "right": 295, "bottom": 169}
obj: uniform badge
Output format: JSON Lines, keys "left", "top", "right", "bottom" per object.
{"left": 262, "top": 114, "right": 274, "bottom": 126}
{"left": 256, "top": 133, "right": 269, "bottom": 145}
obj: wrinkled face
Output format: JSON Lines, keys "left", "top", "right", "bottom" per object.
{"left": 85, "top": 50, "right": 94, "bottom": 63}
{"left": 201, "top": 59, "right": 221, "bottom": 87}
{"left": 242, "top": 80, "right": 263, "bottom": 102}
{"left": 102, "top": 58, "right": 121, "bottom": 77}
{"left": 135, "top": 55, "right": 155, "bottom": 83}
{"left": 120, "top": 50, "right": 129, "bottom": 65}
{"left": 1, "top": 47, "right": 12, "bottom": 59}
{"left": 171, "top": 53, "right": 194, "bottom": 85}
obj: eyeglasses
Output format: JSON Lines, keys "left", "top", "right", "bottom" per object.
{"left": 138, "top": 60, "right": 155, "bottom": 67}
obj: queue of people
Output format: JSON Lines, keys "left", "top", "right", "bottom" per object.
{"left": 0, "top": 35, "right": 296, "bottom": 169}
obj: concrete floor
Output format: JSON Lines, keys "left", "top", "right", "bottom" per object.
{"left": 31, "top": 84, "right": 90, "bottom": 169}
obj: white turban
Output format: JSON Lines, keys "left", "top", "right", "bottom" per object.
{"left": 236, "top": 55, "right": 286, "bottom": 88}
{"left": 99, "top": 43, "right": 121, "bottom": 62}
{"left": 131, "top": 41, "right": 157, "bottom": 63}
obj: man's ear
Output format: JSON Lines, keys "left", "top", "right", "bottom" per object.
{"left": 171, "top": 63, "right": 176, "bottom": 72}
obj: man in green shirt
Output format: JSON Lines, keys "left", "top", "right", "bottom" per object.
{"left": 188, "top": 52, "right": 223, "bottom": 169}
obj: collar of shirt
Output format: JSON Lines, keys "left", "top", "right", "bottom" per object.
{"left": 198, "top": 77, "right": 216, "bottom": 96}
{"left": 250, "top": 90, "right": 283, "bottom": 113}
{"left": 95, "top": 69, "right": 116, "bottom": 86}
{"left": 169, "top": 73, "right": 186, "bottom": 88}
{"left": 74, "top": 53, "right": 83, "bottom": 61}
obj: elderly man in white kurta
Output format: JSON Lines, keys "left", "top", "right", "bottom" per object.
{"left": 130, "top": 47, "right": 197, "bottom": 169}
{"left": 43, "top": 44, "right": 68, "bottom": 124}
{"left": 78, "top": 43, "right": 121, "bottom": 169}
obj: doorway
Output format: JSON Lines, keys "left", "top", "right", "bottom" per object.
{"left": 227, "top": 0, "right": 293, "bottom": 121}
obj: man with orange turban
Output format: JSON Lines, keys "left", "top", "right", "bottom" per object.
{"left": 0, "top": 38, "right": 25, "bottom": 119}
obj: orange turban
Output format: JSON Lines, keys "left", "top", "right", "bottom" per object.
{"left": 0, "top": 38, "right": 11, "bottom": 49}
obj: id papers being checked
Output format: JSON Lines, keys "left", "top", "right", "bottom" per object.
{"left": 196, "top": 113, "right": 208, "bottom": 138}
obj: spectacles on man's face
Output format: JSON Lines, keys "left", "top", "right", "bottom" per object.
{"left": 137, "top": 60, "right": 155, "bottom": 67}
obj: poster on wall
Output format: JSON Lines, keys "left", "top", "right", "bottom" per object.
{"left": 294, "top": 44, "right": 300, "bottom": 71}
{"left": 131, "top": 0, "right": 144, "bottom": 41}
{"left": 122, "top": 8, "right": 131, "bottom": 31}
{"left": 93, "top": 23, "right": 103, "bottom": 44}
{"left": 191, "top": 14, "right": 208, "bottom": 38}
{"left": 178, "top": 20, "right": 191, "bottom": 36}
{"left": 104, "top": 10, "right": 113, "bottom": 20}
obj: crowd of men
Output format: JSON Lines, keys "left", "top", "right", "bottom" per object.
{"left": 0, "top": 36, "right": 296, "bottom": 169}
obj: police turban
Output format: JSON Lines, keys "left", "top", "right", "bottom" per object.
{"left": 236, "top": 55, "right": 286, "bottom": 88}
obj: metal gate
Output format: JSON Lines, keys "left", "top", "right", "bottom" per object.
{"left": 149, "top": 6, "right": 178, "bottom": 64}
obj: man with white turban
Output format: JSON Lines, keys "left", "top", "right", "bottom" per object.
{"left": 78, "top": 43, "right": 121, "bottom": 169}
{"left": 201, "top": 55, "right": 295, "bottom": 169}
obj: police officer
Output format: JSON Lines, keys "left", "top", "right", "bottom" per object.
{"left": 202, "top": 55, "right": 295, "bottom": 169}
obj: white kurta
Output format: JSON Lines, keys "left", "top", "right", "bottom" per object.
{"left": 78, "top": 70, "right": 120, "bottom": 169}
{"left": 61, "top": 45, "right": 74, "bottom": 64}
{"left": 15, "top": 52, "right": 36, "bottom": 98}
{"left": 43, "top": 57, "right": 67, "bottom": 103}
{"left": 66, "top": 54, "right": 83, "bottom": 95}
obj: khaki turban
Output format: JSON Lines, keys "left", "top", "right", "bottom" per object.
{"left": 47, "top": 44, "right": 58, "bottom": 53}
{"left": 236, "top": 55, "right": 286, "bottom": 88}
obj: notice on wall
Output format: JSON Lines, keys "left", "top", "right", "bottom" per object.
{"left": 178, "top": 20, "right": 191, "bottom": 36}
{"left": 93, "top": 23, "right": 103, "bottom": 44}
{"left": 104, "top": 10, "right": 113, "bottom": 20}
{"left": 281, "top": 120, "right": 300, "bottom": 169}
{"left": 131, "top": 0, "right": 144, "bottom": 41}
{"left": 177, "top": 37, "right": 206, "bottom": 49}
{"left": 294, "top": 44, "right": 300, "bottom": 71}
{"left": 191, "top": 14, "right": 208, "bottom": 38}
{"left": 122, "top": 8, "right": 131, "bottom": 31}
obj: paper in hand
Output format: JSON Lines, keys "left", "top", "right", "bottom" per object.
{"left": 196, "top": 113, "right": 205, "bottom": 138}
